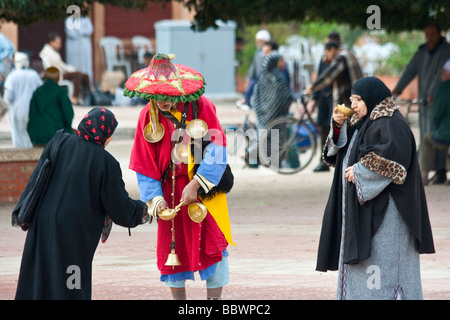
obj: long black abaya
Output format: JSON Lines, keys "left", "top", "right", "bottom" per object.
{"left": 14, "top": 108, "right": 148, "bottom": 299}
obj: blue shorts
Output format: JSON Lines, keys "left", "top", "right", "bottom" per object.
{"left": 163, "top": 255, "right": 229, "bottom": 289}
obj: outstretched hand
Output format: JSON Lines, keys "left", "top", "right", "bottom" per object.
{"left": 156, "top": 200, "right": 169, "bottom": 214}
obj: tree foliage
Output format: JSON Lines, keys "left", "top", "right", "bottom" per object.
{"left": 0, "top": 0, "right": 164, "bottom": 27}
{"left": 1, "top": 0, "right": 448, "bottom": 32}
{"left": 185, "top": 0, "right": 449, "bottom": 32}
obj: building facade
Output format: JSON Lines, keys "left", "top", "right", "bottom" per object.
{"left": 1, "top": 1, "right": 194, "bottom": 84}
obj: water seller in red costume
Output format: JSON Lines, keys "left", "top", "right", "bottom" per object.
{"left": 124, "top": 53, "right": 235, "bottom": 300}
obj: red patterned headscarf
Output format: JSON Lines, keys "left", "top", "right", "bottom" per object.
{"left": 77, "top": 107, "right": 118, "bottom": 147}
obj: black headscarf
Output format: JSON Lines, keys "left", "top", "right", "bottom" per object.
{"left": 350, "top": 77, "right": 391, "bottom": 129}
{"left": 351, "top": 77, "right": 391, "bottom": 113}
{"left": 78, "top": 107, "right": 118, "bottom": 147}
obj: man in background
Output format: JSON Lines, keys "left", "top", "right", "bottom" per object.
{"left": 237, "top": 29, "right": 271, "bottom": 110}
{"left": 392, "top": 22, "right": 450, "bottom": 184}
{"left": 306, "top": 41, "right": 363, "bottom": 107}
{"left": 311, "top": 32, "right": 342, "bottom": 172}
{"left": 419, "top": 60, "right": 450, "bottom": 186}
{"left": 40, "top": 32, "right": 91, "bottom": 105}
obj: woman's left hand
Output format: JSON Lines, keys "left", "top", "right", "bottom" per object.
{"left": 181, "top": 179, "right": 201, "bottom": 205}
{"left": 345, "top": 166, "right": 355, "bottom": 183}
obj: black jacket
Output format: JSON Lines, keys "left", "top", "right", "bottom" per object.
{"left": 316, "top": 99, "right": 435, "bottom": 272}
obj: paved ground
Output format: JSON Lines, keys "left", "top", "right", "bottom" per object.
{"left": 0, "top": 99, "right": 449, "bottom": 300}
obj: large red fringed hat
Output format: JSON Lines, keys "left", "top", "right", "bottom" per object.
{"left": 123, "top": 53, "right": 205, "bottom": 103}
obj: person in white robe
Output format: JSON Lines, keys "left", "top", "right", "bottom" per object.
{"left": 0, "top": 32, "right": 15, "bottom": 119}
{"left": 3, "top": 52, "right": 43, "bottom": 148}
{"left": 0, "top": 32, "right": 15, "bottom": 88}
{"left": 64, "top": 16, "right": 93, "bottom": 86}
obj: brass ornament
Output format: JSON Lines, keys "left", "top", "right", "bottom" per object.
{"left": 143, "top": 100, "right": 165, "bottom": 143}
{"left": 186, "top": 119, "right": 208, "bottom": 139}
{"left": 165, "top": 248, "right": 181, "bottom": 267}
{"left": 171, "top": 142, "right": 189, "bottom": 164}
{"left": 164, "top": 162, "right": 181, "bottom": 269}
{"left": 143, "top": 122, "right": 165, "bottom": 143}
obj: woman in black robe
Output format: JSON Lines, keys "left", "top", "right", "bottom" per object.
{"left": 250, "top": 53, "right": 293, "bottom": 129}
{"left": 316, "top": 77, "right": 435, "bottom": 299}
{"left": 13, "top": 107, "right": 149, "bottom": 300}
{"left": 249, "top": 53, "right": 296, "bottom": 169}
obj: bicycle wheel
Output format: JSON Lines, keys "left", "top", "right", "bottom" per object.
{"left": 258, "top": 116, "right": 317, "bottom": 174}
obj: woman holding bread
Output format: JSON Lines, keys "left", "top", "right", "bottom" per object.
{"left": 315, "top": 77, "right": 435, "bottom": 300}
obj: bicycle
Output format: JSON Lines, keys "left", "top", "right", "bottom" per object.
{"left": 393, "top": 96, "right": 421, "bottom": 123}
{"left": 226, "top": 92, "right": 319, "bottom": 174}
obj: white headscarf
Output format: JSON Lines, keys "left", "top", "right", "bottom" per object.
{"left": 14, "top": 52, "right": 30, "bottom": 69}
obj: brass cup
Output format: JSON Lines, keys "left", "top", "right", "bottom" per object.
{"left": 186, "top": 119, "right": 208, "bottom": 139}
{"left": 337, "top": 104, "right": 355, "bottom": 116}
{"left": 157, "top": 207, "right": 177, "bottom": 221}
{"left": 158, "top": 201, "right": 183, "bottom": 221}
{"left": 143, "top": 122, "right": 165, "bottom": 143}
{"left": 187, "top": 202, "right": 207, "bottom": 223}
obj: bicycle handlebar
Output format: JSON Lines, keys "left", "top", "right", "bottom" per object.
{"left": 296, "top": 90, "right": 313, "bottom": 104}
{"left": 393, "top": 96, "right": 422, "bottom": 104}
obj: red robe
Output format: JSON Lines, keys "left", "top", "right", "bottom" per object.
{"left": 129, "top": 96, "right": 228, "bottom": 275}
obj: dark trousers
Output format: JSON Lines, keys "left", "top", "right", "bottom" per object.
{"left": 63, "top": 72, "right": 90, "bottom": 98}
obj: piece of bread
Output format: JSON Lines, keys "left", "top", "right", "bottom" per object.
{"left": 337, "top": 104, "right": 355, "bottom": 116}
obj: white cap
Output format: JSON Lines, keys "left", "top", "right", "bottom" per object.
{"left": 255, "top": 29, "right": 271, "bottom": 41}
{"left": 443, "top": 59, "right": 450, "bottom": 72}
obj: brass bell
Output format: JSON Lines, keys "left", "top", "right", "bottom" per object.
{"left": 186, "top": 119, "right": 208, "bottom": 139}
{"left": 171, "top": 142, "right": 189, "bottom": 164}
{"left": 165, "top": 249, "right": 181, "bottom": 267}
{"left": 188, "top": 202, "right": 207, "bottom": 223}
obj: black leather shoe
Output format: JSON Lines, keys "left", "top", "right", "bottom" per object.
{"left": 430, "top": 171, "right": 447, "bottom": 185}
{"left": 313, "top": 162, "right": 329, "bottom": 172}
